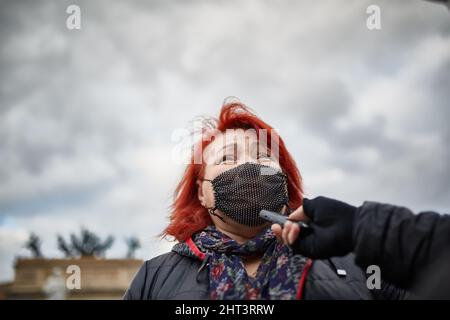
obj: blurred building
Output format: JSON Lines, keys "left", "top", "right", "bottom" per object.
{"left": 0, "top": 257, "right": 142, "bottom": 299}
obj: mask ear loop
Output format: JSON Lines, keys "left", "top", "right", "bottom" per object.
{"left": 208, "top": 207, "right": 225, "bottom": 223}
{"left": 201, "top": 178, "right": 226, "bottom": 223}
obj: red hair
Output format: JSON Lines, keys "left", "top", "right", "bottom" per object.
{"left": 163, "top": 102, "right": 303, "bottom": 241}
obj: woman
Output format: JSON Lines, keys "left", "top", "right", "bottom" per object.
{"left": 124, "top": 101, "right": 407, "bottom": 300}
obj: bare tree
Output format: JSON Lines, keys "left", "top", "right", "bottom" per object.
{"left": 57, "top": 235, "right": 73, "bottom": 257}
{"left": 25, "top": 233, "right": 43, "bottom": 258}
{"left": 57, "top": 228, "right": 114, "bottom": 258}
{"left": 125, "top": 236, "right": 141, "bottom": 258}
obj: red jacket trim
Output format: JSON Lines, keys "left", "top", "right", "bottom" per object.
{"left": 186, "top": 237, "right": 206, "bottom": 261}
{"left": 296, "top": 259, "right": 313, "bottom": 300}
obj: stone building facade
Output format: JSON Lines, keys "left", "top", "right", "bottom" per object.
{"left": 0, "top": 257, "right": 142, "bottom": 299}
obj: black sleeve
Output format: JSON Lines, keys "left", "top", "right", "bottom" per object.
{"left": 372, "top": 281, "right": 410, "bottom": 300}
{"left": 353, "top": 201, "right": 450, "bottom": 289}
{"left": 123, "top": 261, "right": 149, "bottom": 300}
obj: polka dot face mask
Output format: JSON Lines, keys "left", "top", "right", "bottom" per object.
{"left": 202, "top": 162, "right": 290, "bottom": 226}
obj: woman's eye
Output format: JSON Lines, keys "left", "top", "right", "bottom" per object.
{"left": 220, "top": 155, "right": 236, "bottom": 163}
{"left": 257, "top": 154, "right": 271, "bottom": 161}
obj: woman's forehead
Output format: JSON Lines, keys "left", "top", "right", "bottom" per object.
{"left": 203, "top": 129, "right": 263, "bottom": 157}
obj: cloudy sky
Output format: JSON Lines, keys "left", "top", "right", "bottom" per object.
{"left": 0, "top": 0, "right": 449, "bottom": 282}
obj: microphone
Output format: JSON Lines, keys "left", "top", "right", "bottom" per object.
{"left": 259, "top": 209, "right": 311, "bottom": 230}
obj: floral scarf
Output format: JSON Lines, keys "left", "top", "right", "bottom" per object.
{"left": 172, "top": 225, "right": 309, "bottom": 300}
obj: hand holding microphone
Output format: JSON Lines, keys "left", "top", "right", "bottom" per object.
{"left": 268, "top": 196, "right": 357, "bottom": 259}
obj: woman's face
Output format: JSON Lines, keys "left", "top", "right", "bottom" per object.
{"left": 197, "top": 129, "right": 284, "bottom": 235}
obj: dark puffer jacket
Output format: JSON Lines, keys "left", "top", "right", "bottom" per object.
{"left": 123, "top": 249, "right": 407, "bottom": 300}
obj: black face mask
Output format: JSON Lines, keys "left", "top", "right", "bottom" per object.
{"left": 202, "top": 162, "right": 289, "bottom": 226}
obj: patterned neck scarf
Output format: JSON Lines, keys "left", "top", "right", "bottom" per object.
{"left": 172, "top": 225, "right": 309, "bottom": 300}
